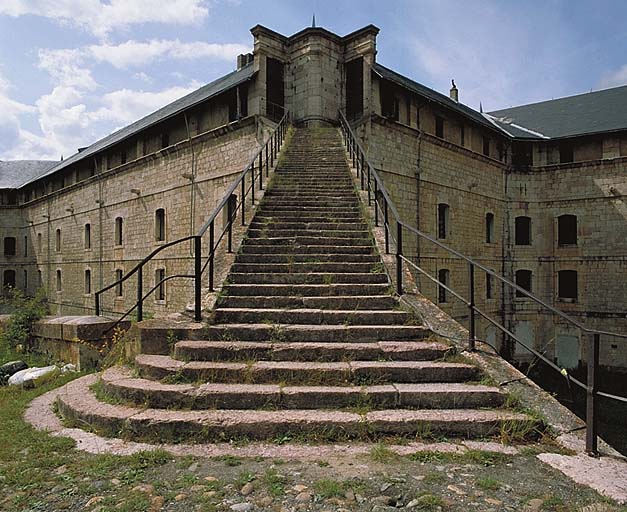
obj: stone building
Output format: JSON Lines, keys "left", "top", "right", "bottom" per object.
{"left": 1, "top": 23, "right": 626, "bottom": 370}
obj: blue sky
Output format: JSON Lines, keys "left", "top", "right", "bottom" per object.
{"left": 0, "top": 0, "right": 626, "bottom": 161}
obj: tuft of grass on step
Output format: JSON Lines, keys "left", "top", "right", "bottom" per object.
{"left": 476, "top": 476, "right": 501, "bottom": 491}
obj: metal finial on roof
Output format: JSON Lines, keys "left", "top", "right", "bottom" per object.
{"left": 312, "top": 14, "right": 316, "bottom": 27}
{"left": 479, "top": 102, "right": 483, "bottom": 113}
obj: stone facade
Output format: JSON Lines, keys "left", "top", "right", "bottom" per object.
{"left": 1, "top": 23, "right": 627, "bottom": 370}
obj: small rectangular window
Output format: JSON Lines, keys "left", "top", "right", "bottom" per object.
{"left": 37, "top": 233, "right": 42, "bottom": 254}
{"left": 558, "top": 215, "right": 577, "bottom": 246}
{"left": 24, "top": 236, "right": 28, "bottom": 257}
{"left": 435, "top": 116, "right": 444, "bottom": 138}
{"left": 558, "top": 270, "right": 578, "bottom": 301}
{"left": 56, "top": 229, "right": 61, "bottom": 252}
{"left": 515, "top": 216, "right": 531, "bottom": 245}
{"left": 460, "top": 125, "right": 465, "bottom": 146}
{"left": 559, "top": 144, "right": 573, "bottom": 163}
{"left": 56, "top": 270, "right": 62, "bottom": 292}
{"left": 121, "top": 150, "right": 127, "bottom": 165}
{"left": 155, "top": 268, "right": 166, "bottom": 301}
{"left": 3, "top": 237, "right": 16, "bottom": 256}
{"left": 515, "top": 270, "right": 532, "bottom": 298}
{"left": 23, "top": 270, "right": 27, "bottom": 291}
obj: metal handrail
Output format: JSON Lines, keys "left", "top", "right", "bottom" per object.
{"left": 339, "top": 109, "right": 626, "bottom": 456}
{"left": 95, "top": 111, "right": 289, "bottom": 325}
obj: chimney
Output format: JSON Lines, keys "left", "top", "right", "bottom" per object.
{"left": 237, "top": 53, "right": 254, "bottom": 70}
{"left": 450, "top": 79, "right": 459, "bottom": 102}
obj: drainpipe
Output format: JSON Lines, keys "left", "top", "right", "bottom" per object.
{"left": 95, "top": 157, "right": 104, "bottom": 294}
{"left": 502, "top": 168, "right": 512, "bottom": 359}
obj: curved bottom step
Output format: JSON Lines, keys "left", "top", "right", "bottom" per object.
{"left": 57, "top": 375, "right": 535, "bottom": 444}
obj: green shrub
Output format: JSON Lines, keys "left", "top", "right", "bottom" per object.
{"left": 0, "top": 288, "right": 48, "bottom": 361}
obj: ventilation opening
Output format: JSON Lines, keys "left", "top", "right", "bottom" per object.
{"left": 56, "top": 270, "right": 62, "bottom": 292}
{"left": 84, "top": 223, "right": 91, "bottom": 249}
{"left": 115, "top": 269, "right": 123, "bottom": 297}
{"left": 437, "top": 203, "right": 449, "bottom": 239}
{"left": 115, "top": 217, "right": 123, "bottom": 246}
{"left": 84, "top": 269, "right": 91, "bottom": 295}
{"left": 485, "top": 213, "right": 494, "bottom": 243}
{"left": 55, "top": 229, "right": 61, "bottom": 252}
{"left": 438, "top": 269, "right": 450, "bottom": 303}
{"left": 515, "top": 216, "right": 531, "bottom": 245}
{"left": 558, "top": 270, "right": 578, "bottom": 302}
{"left": 155, "top": 268, "right": 166, "bottom": 301}
{"left": 155, "top": 209, "right": 166, "bottom": 242}
{"left": 486, "top": 273, "right": 493, "bottom": 299}
{"left": 515, "top": 270, "right": 532, "bottom": 298}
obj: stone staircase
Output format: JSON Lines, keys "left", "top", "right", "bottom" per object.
{"left": 57, "top": 127, "right": 533, "bottom": 444}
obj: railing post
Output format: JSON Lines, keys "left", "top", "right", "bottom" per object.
{"left": 586, "top": 332, "right": 600, "bottom": 456}
{"left": 352, "top": 140, "right": 357, "bottom": 168}
{"left": 251, "top": 166, "right": 255, "bottom": 205}
{"left": 384, "top": 201, "right": 389, "bottom": 254}
{"left": 136, "top": 266, "right": 143, "bottom": 322}
{"left": 374, "top": 180, "right": 379, "bottom": 226}
{"left": 265, "top": 144, "right": 269, "bottom": 177}
{"left": 468, "top": 263, "right": 476, "bottom": 351}
{"left": 227, "top": 196, "right": 233, "bottom": 253}
{"left": 209, "top": 220, "right": 215, "bottom": 291}
{"left": 396, "top": 221, "right": 403, "bottom": 295}
{"left": 241, "top": 176, "right": 246, "bottom": 226}
{"left": 194, "top": 235, "right": 202, "bottom": 322}
{"left": 367, "top": 165, "right": 372, "bottom": 205}
{"left": 270, "top": 137, "right": 274, "bottom": 167}
{"left": 258, "top": 153, "right": 263, "bottom": 190}
{"left": 95, "top": 293, "right": 100, "bottom": 316}
{"left": 361, "top": 162, "right": 365, "bottom": 190}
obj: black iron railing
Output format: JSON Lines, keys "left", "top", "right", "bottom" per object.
{"left": 95, "top": 111, "right": 289, "bottom": 328}
{"left": 339, "top": 109, "right": 627, "bottom": 456}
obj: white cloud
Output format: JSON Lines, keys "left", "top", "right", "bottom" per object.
{"left": 0, "top": 0, "right": 209, "bottom": 38}
{"left": 38, "top": 48, "right": 98, "bottom": 90}
{"left": 88, "top": 39, "right": 249, "bottom": 69}
{"left": 90, "top": 83, "right": 201, "bottom": 126}
{"left": 598, "top": 65, "right": 627, "bottom": 90}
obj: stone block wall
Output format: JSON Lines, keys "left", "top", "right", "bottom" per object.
{"left": 0, "top": 117, "right": 265, "bottom": 318}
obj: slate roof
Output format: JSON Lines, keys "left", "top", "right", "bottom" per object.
{"left": 22, "top": 62, "right": 255, "bottom": 187}
{"left": 373, "top": 63, "right": 505, "bottom": 135}
{"left": 0, "top": 160, "right": 58, "bottom": 189}
{"left": 488, "top": 85, "right": 627, "bottom": 139}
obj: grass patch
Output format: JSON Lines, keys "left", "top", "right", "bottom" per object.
{"left": 476, "top": 476, "right": 501, "bottom": 491}
{"left": 262, "top": 468, "right": 286, "bottom": 497}
{"left": 313, "top": 478, "right": 345, "bottom": 498}
{"left": 369, "top": 442, "right": 398, "bottom": 463}
{"left": 408, "top": 449, "right": 512, "bottom": 467}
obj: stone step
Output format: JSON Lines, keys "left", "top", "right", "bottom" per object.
{"left": 213, "top": 308, "right": 409, "bottom": 325}
{"left": 230, "top": 262, "right": 377, "bottom": 274}
{"left": 101, "top": 367, "right": 504, "bottom": 410}
{"left": 261, "top": 200, "right": 357, "bottom": 207}
{"left": 253, "top": 214, "right": 364, "bottom": 222}
{"left": 174, "top": 340, "right": 451, "bottom": 362}
{"left": 58, "top": 375, "right": 531, "bottom": 442}
{"left": 135, "top": 355, "right": 479, "bottom": 385}
{"left": 223, "top": 283, "right": 391, "bottom": 296}
{"left": 227, "top": 272, "right": 387, "bottom": 285}
{"left": 248, "top": 222, "right": 368, "bottom": 231}
{"left": 240, "top": 244, "right": 375, "bottom": 254}
{"left": 234, "top": 253, "right": 380, "bottom": 263}
{"left": 243, "top": 237, "right": 373, "bottom": 247}
{"left": 217, "top": 295, "right": 399, "bottom": 310}
{"left": 260, "top": 205, "right": 361, "bottom": 213}
{"left": 189, "top": 323, "right": 429, "bottom": 342}
{"left": 246, "top": 229, "right": 370, "bottom": 240}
